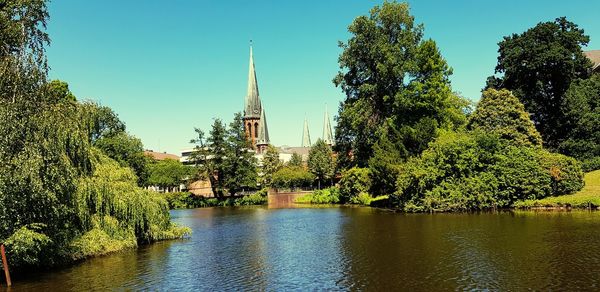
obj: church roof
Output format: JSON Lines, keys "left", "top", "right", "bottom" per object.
{"left": 302, "top": 118, "right": 311, "bottom": 147}
{"left": 244, "top": 45, "right": 262, "bottom": 118}
{"left": 256, "top": 108, "right": 270, "bottom": 145}
{"left": 585, "top": 50, "right": 600, "bottom": 71}
{"left": 322, "top": 105, "right": 334, "bottom": 146}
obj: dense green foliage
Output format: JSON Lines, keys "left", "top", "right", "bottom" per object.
{"left": 516, "top": 170, "right": 600, "bottom": 209}
{"left": 468, "top": 89, "right": 542, "bottom": 147}
{"left": 148, "top": 159, "right": 192, "bottom": 191}
{"left": 189, "top": 113, "right": 258, "bottom": 197}
{"left": 307, "top": 139, "right": 334, "bottom": 188}
{"left": 558, "top": 75, "right": 600, "bottom": 171}
{"left": 162, "top": 190, "right": 267, "bottom": 209}
{"left": 333, "top": 1, "right": 467, "bottom": 167}
{"left": 271, "top": 166, "right": 315, "bottom": 189}
{"left": 95, "top": 131, "right": 151, "bottom": 186}
{"left": 339, "top": 167, "right": 371, "bottom": 202}
{"left": 287, "top": 153, "right": 303, "bottom": 167}
{"left": 0, "top": 0, "right": 187, "bottom": 270}
{"left": 295, "top": 187, "right": 341, "bottom": 204}
{"left": 261, "top": 145, "right": 282, "bottom": 186}
{"left": 486, "top": 17, "right": 592, "bottom": 148}
{"left": 393, "top": 131, "right": 584, "bottom": 212}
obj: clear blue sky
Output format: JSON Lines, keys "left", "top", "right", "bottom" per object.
{"left": 46, "top": 0, "right": 600, "bottom": 154}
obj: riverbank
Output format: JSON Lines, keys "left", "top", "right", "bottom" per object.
{"left": 515, "top": 170, "right": 600, "bottom": 209}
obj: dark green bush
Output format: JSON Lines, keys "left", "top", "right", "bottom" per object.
{"left": 394, "top": 131, "right": 584, "bottom": 212}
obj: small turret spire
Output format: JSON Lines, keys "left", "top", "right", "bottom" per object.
{"left": 256, "top": 108, "right": 270, "bottom": 147}
{"left": 302, "top": 117, "right": 311, "bottom": 147}
{"left": 323, "top": 104, "right": 334, "bottom": 146}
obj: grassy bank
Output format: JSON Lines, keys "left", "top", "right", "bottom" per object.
{"left": 515, "top": 170, "right": 600, "bottom": 209}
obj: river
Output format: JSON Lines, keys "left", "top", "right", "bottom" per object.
{"left": 8, "top": 207, "right": 600, "bottom": 290}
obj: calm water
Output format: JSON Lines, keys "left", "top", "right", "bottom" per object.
{"left": 8, "top": 207, "right": 600, "bottom": 291}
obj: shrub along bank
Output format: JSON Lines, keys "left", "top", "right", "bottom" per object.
{"left": 163, "top": 189, "right": 268, "bottom": 209}
{"left": 515, "top": 170, "right": 600, "bottom": 209}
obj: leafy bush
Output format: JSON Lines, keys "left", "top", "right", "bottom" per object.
{"left": 271, "top": 166, "right": 315, "bottom": 189}
{"left": 4, "top": 224, "right": 52, "bottom": 268}
{"left": 349, "top": 192, "right": 374, "bottom": 205}
{"left": 295, "top": 187, "right": 341, "bottom": 204}
{"left": 582, "top": 157, "right": 600, "bottom": 173}
{"left": 339, "top": 167, "right": 372, "bottom": 202}
{"left": 394, "top": 131, "right": 584, "bottom": 212}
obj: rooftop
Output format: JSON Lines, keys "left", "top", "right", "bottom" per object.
{"left": 584, "top": 50, "right": 600, "bottom": 71}
{"left": 144, "top": 150, "right": 180, "bottom": 161}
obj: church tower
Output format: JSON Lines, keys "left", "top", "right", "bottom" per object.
{"left": 243, "top": 43, "right": 267, "bottom": 151}
{"left": 244, "top": 42, "right": 270, "bottom": 153}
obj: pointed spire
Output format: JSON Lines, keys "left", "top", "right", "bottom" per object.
{"left": 244, "top": 42, "right": 261, "bottom": 118}
{"left": 302, "top": 117, "right": 311, "bottom": 147}
{"left": 323, "top": 104, "right": 334, "bottom": 146}
{"left": 257, "top": 108, "right": 270, "bottom": 146}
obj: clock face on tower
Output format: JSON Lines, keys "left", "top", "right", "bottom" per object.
{"left": 253, "top": 109, "right": 259, "bottom": 114}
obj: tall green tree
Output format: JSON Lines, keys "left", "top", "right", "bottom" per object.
{"left": 287, "top": 152, "right": 303, "bottom": 168}
{"left": 308, "top": 139, "right": 334, "bottom": 189}
{"left": 190, "top": 118, "right": 228, "bottom": 197}
{"left": 261, "top": 145, "right": 282, "bottom": 187}
{"left": 468, "top": 89, "right": 543, "bottom": 147}
{"left": 224, "top": 112, "right": 258, "bottom": 195}
{"left": 559, "top": 75, "right": 600, "bottom": 171}
{"left": 486, "top": 17, "right": 592, "bottom": 148}
{"left": 189, "top": 113, "right": 258, "bottom": 196}
{"left": 333, "top": 1, "right": 461, "bottom": 167}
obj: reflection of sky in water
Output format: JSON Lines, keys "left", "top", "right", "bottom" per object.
{"left": 11, "top": 209, "right": 600, "bottom": 291}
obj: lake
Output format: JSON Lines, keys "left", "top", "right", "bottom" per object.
{"left": 9, "top": 207, "right": 600, "bottom": 290}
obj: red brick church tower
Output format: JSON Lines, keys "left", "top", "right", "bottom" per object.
{"left": 243, "top": 44, "right": 270, "bottom": 153}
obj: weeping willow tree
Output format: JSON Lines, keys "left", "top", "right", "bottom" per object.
{"left": 0, "top": 0, "right": 188, "bottom": 270}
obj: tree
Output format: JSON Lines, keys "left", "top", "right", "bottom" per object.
{"left": 271, "top": 166, "right": 315, "bottom": 189}
{"left": 287, "top": 152, "right": 303, "bottom": 168}
{"left": 148, "top": 159, "right": 192, "bottom": 191}
{"left": 468, "top": 89, "right": 542, "bottom": 147}
{"left": 83, "top": 102, "right": 126, "bottom": 142}
{"left": 308, "top": 139, "right": 334, "bottom": 189}
{"left": 486, "top": 17, "right": 592, "bottom": 148}
{"left": 559, "top": 75, "right": 600, "bottom": 171}
{"left": 223, "top": 112, "right": 258, "bottom": 195}
{"left": 189, "top": 119, "right": 227, "bottom": 197}
{"left": 43, "top": 80, "right": 76, "bottom": 103}
{"left": 189, "top": 113, "right": 258, "bottom": 197}
{"left": 261, "top": 145, "right": 282, "bottom": 186}
{"left": 333, "top": 1, "right": 462, "bottom": 167}
{"left": 368, "top": 123, "right": 405, "bottom": 196}
{"left": 94, "top": 132, "right": 150, "bottom": 186}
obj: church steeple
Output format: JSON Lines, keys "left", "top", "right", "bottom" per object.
{"left": 302, "top": 117, "right": 311, "bottom": 147}
{"left": 244, "top": 43, "right": 261, "bottom": 118}
{"left": 256, "top": 108, "right": 270, "bottom": 153}
{"left": 323, "top": 104, "right": 334, "bottom": 146}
